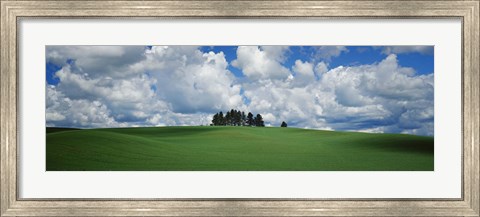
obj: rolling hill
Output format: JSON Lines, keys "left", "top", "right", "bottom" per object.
{"left": 46, "top": 126, "right": 434, "bottom": 171}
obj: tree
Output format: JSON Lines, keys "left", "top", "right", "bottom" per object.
{"left": 254, "top": 114, "right": 265, "bottom": 127}
{"left": 230, "top": 109, "right": 236, "bottom": 126}
{"left": 281, "top": 121, "right": 287, "bottom": 127}
{"left": 212, "top": 113, "right": 219, "bottom": 126}
{"left": 230, "top": 109, "right": 235, "bottom": 124}
{"left": 218, "top": 111, "right": 225, "bottom": 126}
{"left": 234, "top": 110, "right": 242, "bottom": 126}
{"left": 225, "top": 111, "right": 231, "bottom": 126}
{"left": 211, "top": 110, "right": 268, "bottom": 127}
{"left": 247, "top": 112, "right": 254, "bottom": 126}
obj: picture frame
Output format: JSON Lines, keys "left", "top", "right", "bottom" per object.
{"left": 1, "top": 0, "right": 478, "bottom": 216}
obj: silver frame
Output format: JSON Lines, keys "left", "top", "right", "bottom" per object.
{"left": 1, "top": 1, "right": 479, "bottom": 216}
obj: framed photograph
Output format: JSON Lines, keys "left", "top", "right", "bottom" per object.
{"left": 1, "top": 0, "right": 479, "bottom": 216}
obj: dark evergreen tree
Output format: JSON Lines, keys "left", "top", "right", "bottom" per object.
{"left": 234, "top": 110, "right": 241, "bottom": 126}
{"left": 218, "top": 111, "right": 225, "bottom": 126}
{"left": 255, "top": 114, "right": 265, "bottom": 127}
{"left": 281, "top": 121, "right": 287, "bottom": 127}
{"left": 225, "top": 111, "right": 231, "bottom": 126}
{"left": 247, "top": 112, "right": 254, "bottom": 126}
{"left": 211, "top": 110, "right": 269, "bottom": 127}
{"left": 230, "top": 109, "right": 236, "bottom": 126}
{"left": 212, "top": 113, "right": 219, "bottom": 126}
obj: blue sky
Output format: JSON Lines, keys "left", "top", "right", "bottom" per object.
{"left": 46, "top": 45, "right": 434, "bottom": 135}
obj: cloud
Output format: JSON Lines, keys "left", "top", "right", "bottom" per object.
{"left": 243, "top": 79, "right": 327, "bottom": 129}
{"left": 46, "top": 85, "right": 125, "bottom": 128}
{"left": 47, "top": 46, "right": 146, "bottom": 78}
{"left": 260, "top": 46, "right": 290, "bottom": 62}
{"left": 313, "top": 46, "right": 349, "bottom": 61}
{"left": 314, "top": 54, "right": 433, "bottom": 134}
{"left": 140, "top": 46, "right": 244, "bottom": 113}
{"left": 314, "top": 62, "right": 329, "bottom": 77}
{"left": 243, "top": 54, "right": 433, "bottom": 135}
{"left": 231, "top": 46, "right": 291, "bottom": 80}
{"left": 46, "top": 46, "right": 244, "bottom": 128}
{"left": 381, "top": 46, "right": 433, "bottom": 55}
{"left": 291, "top": 60, "right": 316, "bottom": 86}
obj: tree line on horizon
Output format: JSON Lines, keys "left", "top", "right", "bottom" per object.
{"left": 211, "top": 109, "right": 288, "bottom": 128}
{"left": 211, "top": 109, "right": 265, "bottom": 127}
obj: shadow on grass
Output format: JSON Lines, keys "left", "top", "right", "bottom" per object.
{"left": 359, "top": 135, "right": 434, "bottom": 155}
{"left": 46, "top": 127, "right": 81, "bottom": 134}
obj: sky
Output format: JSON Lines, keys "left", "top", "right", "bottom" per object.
{"left": 46, "top": 45, "right": 434, "bottom": 136}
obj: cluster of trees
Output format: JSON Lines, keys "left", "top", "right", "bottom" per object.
{"left": 211, "top": 109, "right": 265, "bottom": 127}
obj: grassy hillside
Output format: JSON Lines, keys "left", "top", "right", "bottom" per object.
{"left": 46, "top": 126, "right": 433, "bottom": 171}
{"left": 46, "top": 127, "right": 81, "bottom": 134}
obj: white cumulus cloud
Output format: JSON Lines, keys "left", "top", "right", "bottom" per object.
{"left": 231, "top": 46, "right": 291, "bottom": 80}
{"left": 46, "top": 46, "right": 244, "bottom": 128}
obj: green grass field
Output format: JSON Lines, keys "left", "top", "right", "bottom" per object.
{"left": 46, "top": 126, "right": 434, "bottom": 171}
